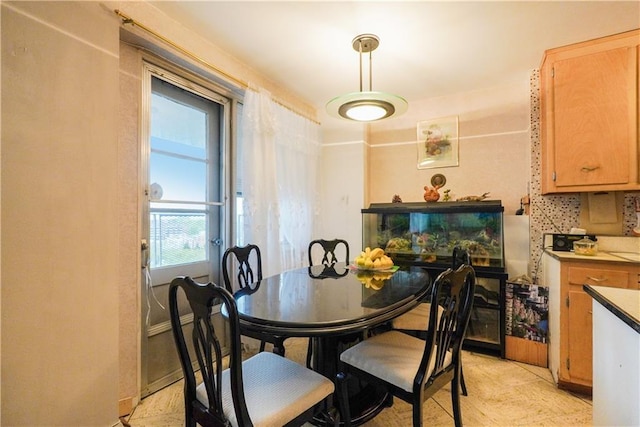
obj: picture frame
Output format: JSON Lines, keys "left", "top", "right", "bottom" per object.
{"left": 417, "top": 115, "right": 459, "bottom": 169}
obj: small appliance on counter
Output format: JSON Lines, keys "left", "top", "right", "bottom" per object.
{"left": 551, "top": 233, "right": 597, "bottom": 252}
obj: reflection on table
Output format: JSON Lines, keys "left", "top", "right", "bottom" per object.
{"left": 234, "top": 263, "right": 433, "bottom": 425}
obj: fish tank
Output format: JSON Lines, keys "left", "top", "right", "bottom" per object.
{"left": 362, "top": 201, "right": 505, "bottom": 271}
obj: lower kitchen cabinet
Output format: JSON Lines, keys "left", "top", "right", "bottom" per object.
{"left": 544, "top": 252, "right": 640, "bottom": 393}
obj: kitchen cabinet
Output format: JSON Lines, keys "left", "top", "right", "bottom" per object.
{"left": 540, "top": 29, "right": 640, "bottom": 194}
{"left": 544, "top": 252, "right": 640, "bottom": 392}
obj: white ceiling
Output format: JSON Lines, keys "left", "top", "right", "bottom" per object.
{"left": 150, "top": 1, "right": 640, "bottom": 126}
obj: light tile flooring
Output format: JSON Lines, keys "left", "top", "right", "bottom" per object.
{"left": 124, "top": 337, "right": 592, "bottom": 426}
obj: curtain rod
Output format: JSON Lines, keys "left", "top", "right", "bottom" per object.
{"left": 114, "top": 9, "right": 319, "bottom": 125}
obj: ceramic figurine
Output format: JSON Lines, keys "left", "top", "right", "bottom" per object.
{"left": 456, "top": 192, "right": 490, "bottom": 202}
{"left": 423, "top": 185, "right": 441, "bottom": 202}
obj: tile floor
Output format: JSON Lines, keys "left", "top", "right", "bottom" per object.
{"left": 123, "top": 337, "right": 592, "bottom": 426}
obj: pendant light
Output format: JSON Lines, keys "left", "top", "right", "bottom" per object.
{"left": 326, "top": 34, "right": 408, "bottom": 122}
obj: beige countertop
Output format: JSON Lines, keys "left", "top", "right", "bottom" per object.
{"left": 545, "top": 249, "right": 640, "bottom": 265}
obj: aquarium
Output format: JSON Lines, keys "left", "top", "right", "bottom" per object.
{"left": 362, "top": 200, "right": 507, "bottom": 356}
{"left": 362, "top": 201, "right": 505, "bottom": 270}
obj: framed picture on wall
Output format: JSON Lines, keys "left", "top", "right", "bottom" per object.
{"left": 417, "top": 115, "right": 459, "bottom": 169}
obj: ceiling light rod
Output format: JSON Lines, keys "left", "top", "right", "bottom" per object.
{"left": 355, "top": 34, "right": 379, "bottom": 93}
{"left": 326, "top": 33, "right": 408, "bottom": 122}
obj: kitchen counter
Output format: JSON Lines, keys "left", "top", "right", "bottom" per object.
{"left": 584, "top": 285, "right": 639, "bottom": 426}
{"left": 584, "top": 285, "right": 640, "bottom": 333}
{"left": 545, "top": 249, "right": 640, "bottom": 265}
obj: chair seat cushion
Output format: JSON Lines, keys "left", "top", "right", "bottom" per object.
{"left": 391, "top": 303, "right": 444, "bottom": 331}
{"left": 196, "top": 351, "right": 334, "bottom": 427}
{"left": 340, "top": 330, "right": 452, "bottom": 393}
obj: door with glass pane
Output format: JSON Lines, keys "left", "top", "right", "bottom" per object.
{"left": 141, "top": 65, "right": 228, "bottom": 396}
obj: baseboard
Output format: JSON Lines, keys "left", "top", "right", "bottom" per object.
{"left": 557, "top": 379, "right": 592, "bottom": 397}
{"left": 119, "top": 397, "right": 133, "bottom": 417}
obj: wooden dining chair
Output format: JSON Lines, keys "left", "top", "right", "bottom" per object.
{"left": 169, "top": 276, "right": 335, "bottom": 427}
{"left": 336, "top": 264, "right": 476, "bottom": 427}
{"left": 308, "top": 238, "right": 350, "bottom": 266}
{"left": 390, "top": 246, "right": 472, "bottom": 395}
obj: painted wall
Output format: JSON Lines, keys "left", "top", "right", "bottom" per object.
{"left": 117, "top": 41, "right": 143, "bottom": 415}
{"left": 2, "top": 1, "right": 322, "bottom": 422}
{"left": 1, "top": 2, "right": 119, "bottom": 425}
{"left": 367, "top": 80, "right": 531, "bottom": 214}
{"left": 317, "top": 141, "right": 366, "bottom": 254}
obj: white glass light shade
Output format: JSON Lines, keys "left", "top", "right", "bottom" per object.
{"left": 326, "top": 91, "right": 408, "bottom": 122}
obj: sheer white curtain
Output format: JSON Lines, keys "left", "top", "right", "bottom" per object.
{"left": 241, "top": 89, "right": 320, "bottom": 276}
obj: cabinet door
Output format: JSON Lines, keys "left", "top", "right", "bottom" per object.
{"left": 540, "top": 29, "right": 640, "bottom": 194}
{"left": 566, "top": 288, "right": 593, "bottom": 386}
{"left": 553, "top": 46, "right": 634, "bottom": 188}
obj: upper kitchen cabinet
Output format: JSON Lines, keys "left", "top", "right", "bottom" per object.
{"left": 540, "top": 29, "right": 640, "bottom": 194}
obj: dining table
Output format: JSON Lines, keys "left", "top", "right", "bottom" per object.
{"left": 233, "top": 262, "right": 434, "bottom": 426}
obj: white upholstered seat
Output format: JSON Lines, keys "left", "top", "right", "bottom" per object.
{"left": 196, "top": 351, "right": 335, "bottom": 427}
{"left": 340, "top": 330, "right": 451, "bottom": 393}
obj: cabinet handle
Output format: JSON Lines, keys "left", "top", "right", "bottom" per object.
{"left": 580, "top": 166, "right": 600, "bottom": 172}
{"left": 586, "top": 275, "right": 607, "bottom": 282}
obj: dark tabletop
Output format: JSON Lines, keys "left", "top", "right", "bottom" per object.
{"left": 234, "top": 263, "right": 433, "bottom": 337}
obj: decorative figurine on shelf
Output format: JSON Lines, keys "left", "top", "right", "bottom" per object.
{"left": 456, "top": 192, "right": 490, "bottom": 202}
{"left": 423, "top": 184, "right": 441, "bottom": 202}
{"left": 424, "top": 173, "right": 446, "bottom": 202}
{"left": 392, "top": 194, "right": 403, "bottom": 203}
{"left": 442, "top": 189, "right": 451, "bottom": 202}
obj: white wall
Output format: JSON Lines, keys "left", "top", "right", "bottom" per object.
{"left": 1, "top": 2, "right": 120, "bottom": 425}
{"left": 318, "top": 141, "right": 366, "bottom": 257}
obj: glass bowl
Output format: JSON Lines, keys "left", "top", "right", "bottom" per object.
{"left": 573, "top": 237, "right": 598, "bottom": 256}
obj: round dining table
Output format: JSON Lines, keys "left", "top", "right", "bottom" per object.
{"left": 233, "top": 262, "right": 434, "bottom": 426}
